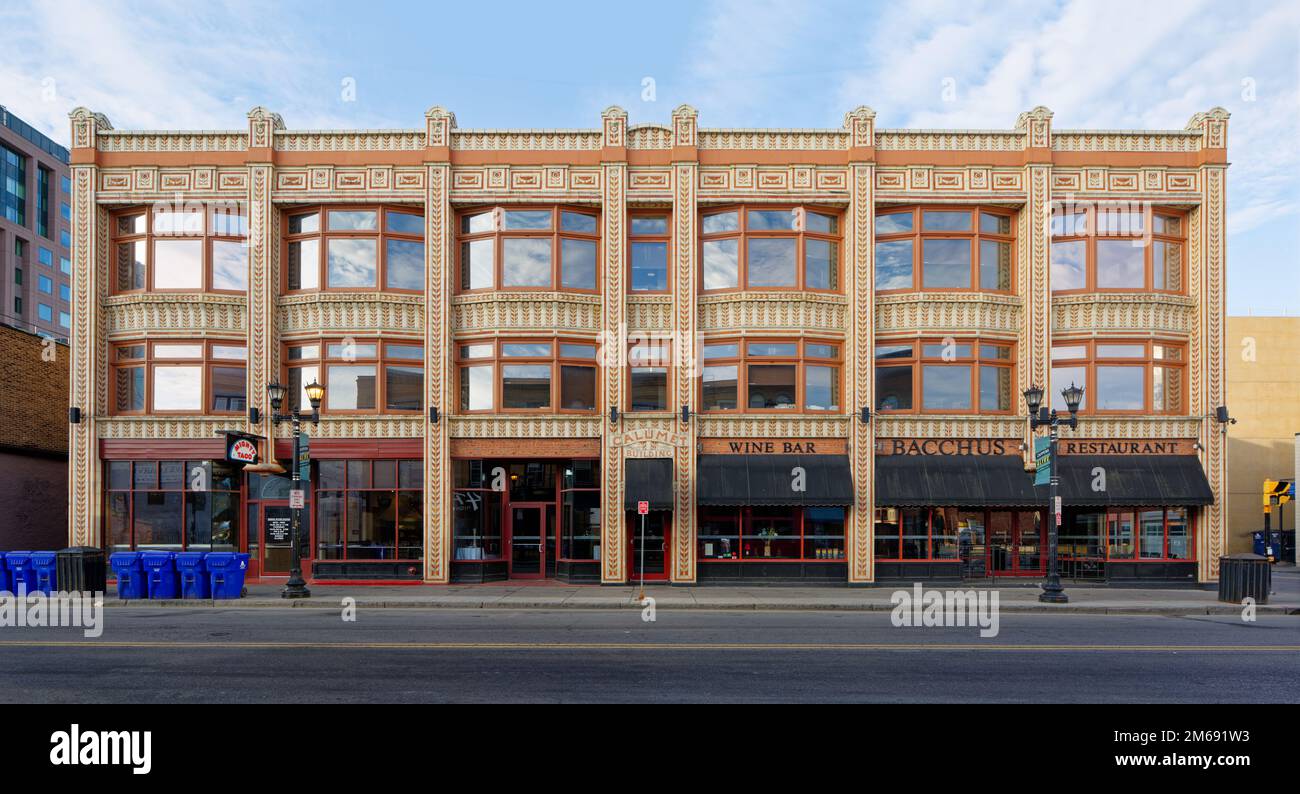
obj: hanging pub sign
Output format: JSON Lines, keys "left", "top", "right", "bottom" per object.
{"left": 224, "top": 431, "right": 262, "bottom": 466}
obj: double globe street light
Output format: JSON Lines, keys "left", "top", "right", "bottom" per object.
{"left": 266, "top": 379, "right": 325, "bottom": 599}
{"left": 1023, "top": 382, "right": 1084, "bottom": 604}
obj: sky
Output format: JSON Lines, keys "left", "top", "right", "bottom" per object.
{"left": 1, "top": 0, "right": 1297, "bottom": 314}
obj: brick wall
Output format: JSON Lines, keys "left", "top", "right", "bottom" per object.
{"left": 0, "top": 323, "right": 69, "bottom": 456}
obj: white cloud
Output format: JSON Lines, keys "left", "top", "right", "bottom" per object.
{"left": 0, "top": 0, "right": 400, "bottom": 145}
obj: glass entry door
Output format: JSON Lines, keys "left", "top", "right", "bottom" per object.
{"left": 627, "top": 511, "right": 670, "bottom": 582}
{"left": 509, "top": 505, "right": 546, "bottom": 579}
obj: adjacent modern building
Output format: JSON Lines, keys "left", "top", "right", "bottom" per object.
{"left": 1226, "top": 316, "right": 1298, "bottom": 553}
{"left": 0, "top": 323, "right": 70, "bottom": 550}
{"left": 0, "top": 106, "right": 73, "bottom": 341}
{"left": 65, "top": 103, "right": 1230, "bottom": 586}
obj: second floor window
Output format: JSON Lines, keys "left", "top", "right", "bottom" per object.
{"left": 875, "top": 338, "right": 1015, "bottom": 414}
{"left": 112, "top": 206, "right": 248, "bottom": 294}
{"left": 285, "top": 206, "right": 424, "bottom": 292}
{"left": 457, "top": 207, "right": 600, "bottom": 293}
{"left": 457, "top": 338, "right": 598, "bottom": 414}
{"left": 1049, "top": 340, "right": 1185, "bottom": 414}
{"left": 700, "top": 339, "right": 841, "bottom": 413}
{"left": 1050, "top": 205, "right": 1185, "bottom": 293}
{"left": 875, "top": 206, "right": 1015, "bottom": 293}
{"left": 284, "top": 339, "right": 423, "bottom": 414}
{"left": 700, "top": 206, "right": 841, "bottom": 292}
{"left": 111, "top": 340, "right": 247, "bottom": 415}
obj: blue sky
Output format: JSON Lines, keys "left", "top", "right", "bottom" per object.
{"left": 2, "top": 0, "right": 1297, "bottom": 314}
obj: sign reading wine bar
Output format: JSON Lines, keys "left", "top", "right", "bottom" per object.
{"left": 700, "top": 438, "right": 847, "bottom": 455}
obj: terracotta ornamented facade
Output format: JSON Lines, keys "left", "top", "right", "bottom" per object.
{"left": 67, "top": 103, "right": 1230, "bottom": 584}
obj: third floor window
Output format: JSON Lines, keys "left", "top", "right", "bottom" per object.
{"left": 284, "top": 206, "right": 424, "bottom": 292}
{"left": 457, "top": 206, "right": 600, "bottom": 293}
{"left": 1050, "top": 205, "right": 1185, "bottom": 293}
{"left": 700, "top": 206, "right": 841, "bottom": 293}
{"left": 875, "top": 206, "right": 1015, "bottom": 293}
{"left": 112, "top": 206, "right": 248, "bottom": 293}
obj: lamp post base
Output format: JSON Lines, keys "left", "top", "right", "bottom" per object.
{"left": 281, "top": 581, "right": 312, "bottom": 599}
{"left": 1037, "top": 588, "right": 1069, "bottom": 604}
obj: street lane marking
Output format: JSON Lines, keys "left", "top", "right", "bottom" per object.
{"left": 0, "top": 640, "right": 1297, "bottom": 652}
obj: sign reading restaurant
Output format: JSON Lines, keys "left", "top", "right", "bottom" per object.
{"left": 875, "top": 438, "right": 1198, "bottom": 456}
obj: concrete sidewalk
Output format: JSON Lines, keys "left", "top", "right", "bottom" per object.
{"left": 105, "top": 565, "right": 1300, "bottom": 615}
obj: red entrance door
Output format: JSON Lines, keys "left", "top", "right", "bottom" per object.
{"left": 509, "top": 505, "right": 547, "bottom": 579}
{"left": 989, "top": 511, "right": 1045, "bottom": 576}
{"left": 256, "top": 501, "right": 313, "bottom": 579}
{"left": 627, "top": 510, "right": 671, "bottom": 582}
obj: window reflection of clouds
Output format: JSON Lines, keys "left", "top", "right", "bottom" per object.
{"left": 703, "top": 239, "right": 738, "bottom": 290}
{"left": 746, "top": 238, "right": 796, "bottom": 287}
{"left": 385, "top": 239, "right": 424, "bottom": 290}
{"left": 922, "top": 365, "right": 971, "bottom": 410}
{"left": 327, "top": 238, "right": 377, "bottom": 288}
{"left": 875, "top": 240, "right": 912, "bottom": 290}
{"left": 503, "top": 238, "right": 551, "bottom": 287}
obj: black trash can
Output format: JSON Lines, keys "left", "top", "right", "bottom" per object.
{"left": 56, "top": 547, "right": 107, "bottom": 593}
{"left": 1217, "top": 554, "right": 1270, "bottom": 605}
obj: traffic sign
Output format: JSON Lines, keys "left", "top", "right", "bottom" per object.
{"left": 289, "top": 489, "right": 305, "bottom": 509}
{"left": 637, "top": 501, "right": 649, "bottom": 515}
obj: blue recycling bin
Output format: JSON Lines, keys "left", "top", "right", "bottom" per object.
{"left": 175, "top": 552, "right": 210, "bottom": 599}
{"left": 206, "top": 552, "right": 250, "bottom": 600}
{"left": 5, "top": 552, "right": 35, "bottom": 595}
{"left": 0, "top": 552, "right": 9, "bottom": 594}
{"left": 109, "top": 552, "right": 146, "bottom": 599}
{"left": 30, "top": 551, "right": 58, "bottom": 595}
{"left": 141, "top": 550, "right": 179, "bottom": 599}
{"left": 1252, "top": 530, "right": 1283, "bottom": 558}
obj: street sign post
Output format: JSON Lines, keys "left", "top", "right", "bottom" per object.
{"left": 637, "top": 501, "right": 649, "bottom": 515}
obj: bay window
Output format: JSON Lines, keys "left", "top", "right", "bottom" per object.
{"left": 112, "top": 204, "right": 248, "bottom": 293}
{"left": 284, "top": 206, "right": 424, "bottom": 292}
{"left": 874, "top": 338, "right": 1015, "bottom": 414}
{"left": 1050, "top": 204, "right": 1185, "bottom": 293}
{"left": 110, "top": 340, "right": 246, "bottom": 415}
{"left": 284, "top": 339, "right": 423, "bottom": 414}
{"left": 699, "top": 339, "right": 841, "bottom": 413}
{"left": 874, "top": 206, "right": 1014, "bottom": 292}
{"left": 1049, "top": 340, "right": 1186, "bottom": 414}
{"left": 700, "top": 206, "right": 841, "bottom": 292}
{"left": 456, "top": 206, "right": 600, "bottom": 293}
{"left": 456, "top": 338, "right": 598, "bottom": 414}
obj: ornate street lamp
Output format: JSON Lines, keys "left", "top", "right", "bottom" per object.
{"left": 267, "top": 380, "right": 323, "bottom": 599}
{"left": 1025, "top": 382, "right": 1083, "bottom": 603}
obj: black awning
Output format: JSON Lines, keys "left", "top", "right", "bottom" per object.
{"left": 1056, "top": 455, "right": 1214, "bottom": 507}
{"left": 876, "top": 455, "right": 1041, "bottom": 507}
{"left": 875, "top": 453, "right": 1215, "bottom": 508}
{"left": 624, "top": 458, "right": 674, "bottom": 510}
{"left": 697, "top": 455, "right": 854, "bottom": 507}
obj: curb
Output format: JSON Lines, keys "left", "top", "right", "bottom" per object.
{"left": 100, "top": 599, "right": 1300, "bottom": 616}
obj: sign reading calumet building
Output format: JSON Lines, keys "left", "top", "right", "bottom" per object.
{"left": 65, "top": 104, "right": 1229, "bottom": 586}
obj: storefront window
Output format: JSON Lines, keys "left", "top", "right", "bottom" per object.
{"left": 561, "top": 461, "right": 601, "bottom": 561}
{"left": 698, "top": 507, "right": 844, "bottom": 561}
{"left": 104, "top": 460, "right": 240, "bottom": 552}
{"left": 454, "top": 461, "right": 503, "bottom": 561}
{"left": 315, "top": 459, "right": 423, "bottom": 562}
{"left": 1073, "top": 508, "right": 1195, "bottom": 562}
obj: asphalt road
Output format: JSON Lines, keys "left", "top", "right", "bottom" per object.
{"left": 2, "top": 608, "right": 1297, "bottom": 703}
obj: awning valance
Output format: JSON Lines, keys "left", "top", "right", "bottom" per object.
{"left": 624, "top": 458, "right": 674, "bottom": 510}
{"left": 875, "top": 454, "right": 1214, "bottom": 508}
{"left": 875, "top": 455, "right": 1040, "bottom": 507}
{"left": 697, "top": 455, "right": 854, "bottom": 507}
{"left": 1055, "top": 455, "right": 1214, "bottom": 507}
